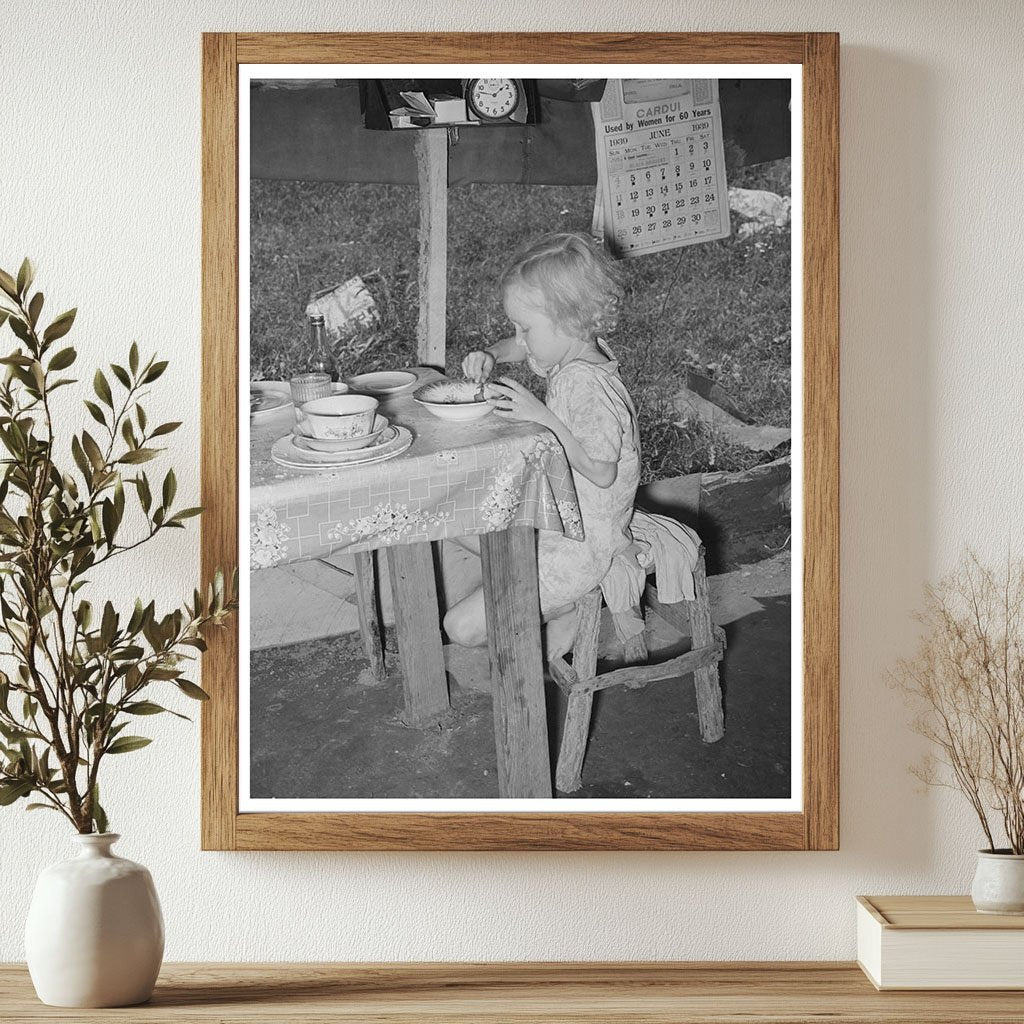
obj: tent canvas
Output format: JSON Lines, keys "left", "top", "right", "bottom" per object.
{"left": 250, "top": 78, "right": 790, "bottom": 185}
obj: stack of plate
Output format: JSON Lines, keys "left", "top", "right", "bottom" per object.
{"left": 272, "top": 422, "right": 413, "bottom": 470}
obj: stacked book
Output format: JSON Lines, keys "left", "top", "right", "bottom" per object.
{"left": 857, "top": 895, "right": 1024, "bottom": 989}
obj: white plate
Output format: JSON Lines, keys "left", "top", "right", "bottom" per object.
{"left": 271, "top": 425, "right": 412, "bottom": 470}
{"left": 346, "top": 371, "right": 418, "bottom": 395}
{"left": 250, "top": 381, "right": 293, "bottom": 419}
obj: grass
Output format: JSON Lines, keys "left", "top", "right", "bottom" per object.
{"left": 250, "top": 158, "right": 790, "bottom": 482}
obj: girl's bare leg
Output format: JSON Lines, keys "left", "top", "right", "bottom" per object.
{"left": 438, "top": 536, "right": 483, "bottom": 621}
{"left": 444, "top": 584, "right": 579, "bottom": 663}
{"left": 442, "top": 533, "right": 581, "bottom": 659}
{"left": 443, "top": 586, "right": 489, "bottom": 648}
{"left": 544, "top": 607, "right": 578, "bottom": 662}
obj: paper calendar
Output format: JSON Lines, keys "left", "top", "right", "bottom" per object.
{"left": 591, "top": 79, "right": 731, "bottom": 257}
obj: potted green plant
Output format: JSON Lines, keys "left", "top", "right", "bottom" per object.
{"left": 0, "top": 259, "right": 236, "bottom": 1006}
{"left": 894, "top": 551, "right": 1024, "bottom": 914}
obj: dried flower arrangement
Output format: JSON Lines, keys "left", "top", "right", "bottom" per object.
{"left": 894, "top": 552, "right": 1024, "bottom": 854}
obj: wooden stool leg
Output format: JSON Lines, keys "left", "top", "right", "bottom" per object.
{"left": 555, "top": 590, "right": 602, "bottom": 793}
{"left": 622, "top": 604, "right": 649, "bottom": 682}
{"left": 556, "top": 691, "right": 593, "bottom": 794}
{"left": 687, "top": 554, "right": 725, "bottom": 742}
{"left": 353, "top": 550, "right": 385, "bottom": 681}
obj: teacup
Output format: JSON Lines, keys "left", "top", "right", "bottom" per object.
{"left": 295, "top": 394, "right": 378, "bottom": 440}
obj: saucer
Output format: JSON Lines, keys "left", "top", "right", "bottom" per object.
{"left": 293, "top": 419, "right": 396, "bottom": 455}
{"left": 293, "top": 414, "right": 390, "bottom": 452}
{"left": 346, "top": 370, "right": 417, "bottom": 395}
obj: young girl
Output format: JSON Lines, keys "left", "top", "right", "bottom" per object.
{"left": 443, "top": 232, "right": 641, "bottom": 660}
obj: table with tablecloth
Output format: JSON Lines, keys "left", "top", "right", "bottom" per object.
{"left": 248, "top": 367, "right": 584, "bottom": 798}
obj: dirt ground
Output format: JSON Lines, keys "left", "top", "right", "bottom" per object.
{"left": 249, "top": 550, "right": 792, "bottom": 800}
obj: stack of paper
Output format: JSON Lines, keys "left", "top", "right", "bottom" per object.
{"left": 389, "top": 91, "right": 467, "bottom": 129}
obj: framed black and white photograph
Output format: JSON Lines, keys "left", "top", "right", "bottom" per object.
{"left": 201, "top": 32, "right": 838, "bottom": 851}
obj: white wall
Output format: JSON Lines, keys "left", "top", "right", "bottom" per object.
{"left": 2, "top": 0, "right": 1022, "bottom": 962}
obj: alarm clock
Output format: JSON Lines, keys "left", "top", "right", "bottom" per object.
{"left": 465, "top": 78, "right": 523, "bottom": 122}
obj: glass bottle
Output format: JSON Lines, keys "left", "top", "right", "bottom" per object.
{"left": 307, "top": 313, "right": 338, "bottom": 381}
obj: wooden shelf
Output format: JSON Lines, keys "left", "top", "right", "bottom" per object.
{"left": 3, "top": 962, "right": 1024, "bottom": 1022}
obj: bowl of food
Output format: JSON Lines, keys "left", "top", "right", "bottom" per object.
{"left": 413, "top": 380, "right": 497, "bottom": 421}
{"left": 295, "top": 393, "right": 379, "bottom": 440}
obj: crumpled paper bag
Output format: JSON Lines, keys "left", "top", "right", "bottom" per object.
{"left": 305, "top": 276, "right": 380, "bottom": 355}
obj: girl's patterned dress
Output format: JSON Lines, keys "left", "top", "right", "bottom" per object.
{"left": 532, "top": 341, "right": 641, "bottom": 615}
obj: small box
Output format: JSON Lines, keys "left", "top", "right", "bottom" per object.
{"left": 433, "top": 97, "right": 467, "bottom": 123}
{"left": 857, "top": 895, "right": 1024, "bottom": 990}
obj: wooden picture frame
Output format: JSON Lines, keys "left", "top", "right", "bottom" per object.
{"left": 201, "top": 32, "right": 838, "bottom": 851}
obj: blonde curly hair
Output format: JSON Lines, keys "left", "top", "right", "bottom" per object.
{"left": 499, "top": 233, "right": 624, "bottom": 341}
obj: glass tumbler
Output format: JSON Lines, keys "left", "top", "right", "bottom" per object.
{"left": 289, "top": 372, "right": 332, "bottom": 406}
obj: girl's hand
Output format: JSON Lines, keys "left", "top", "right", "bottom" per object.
{"left": 488, "top": 377, "right": 551, "bottom": 426}
{"left": 462, "top": 349, "right": 495, "bottom": 383}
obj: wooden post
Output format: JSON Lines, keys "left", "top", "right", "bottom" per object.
{"left": 480, "top": 525, "right": 552, "bottom": 799}
{"left": 415, "top": 130, "right": 447, "bottom": 368}
{"left": 352, "top": 550, "right": 385, "bottom": 681}
{"left": 387, "top": 543, "right": 450, "bottom": 727}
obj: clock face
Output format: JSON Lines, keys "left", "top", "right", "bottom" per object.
{"left": 467, "top": 78, "right": 520, "bottom": 121}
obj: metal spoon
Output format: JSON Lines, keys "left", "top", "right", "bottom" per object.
{"left": 468, "top": 369, "right": 489, "bottom": 402}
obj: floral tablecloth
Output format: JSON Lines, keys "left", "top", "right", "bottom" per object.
{"left": 249, "top": 368, "right": 583, "bottom": 570}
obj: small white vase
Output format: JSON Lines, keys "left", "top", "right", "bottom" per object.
{"left": 25, "top": 833, "right": 164, "bottom": 1007}
{"left": 970, "top": 849, "right": 1024, "bottom": 915}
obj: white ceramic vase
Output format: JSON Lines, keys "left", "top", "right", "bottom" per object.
{"left": 970, "top": 849, "right": 1024, "bottom": 915}
{"left": 25, "top": 833, "right": 164, "bottom": 1007}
